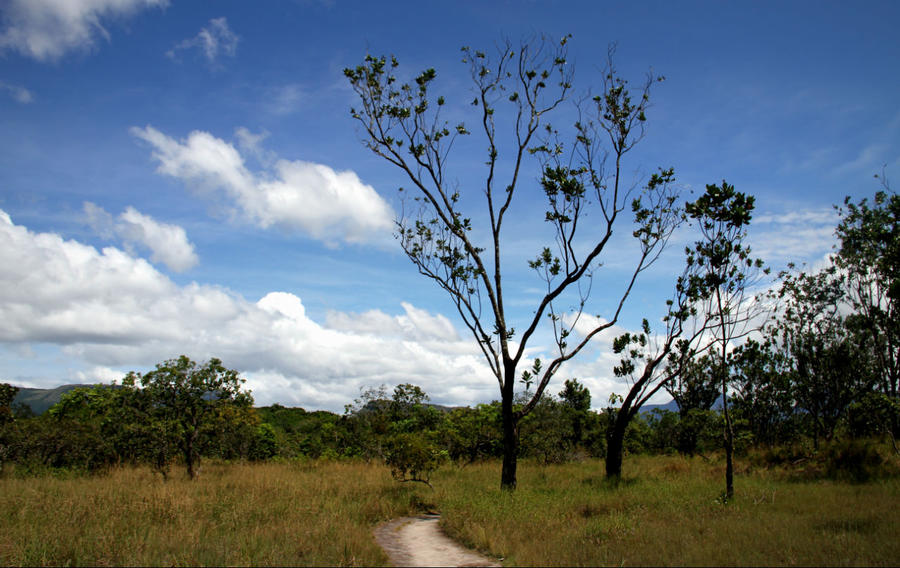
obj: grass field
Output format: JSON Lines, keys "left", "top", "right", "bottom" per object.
{"left": 1, "top": 454, "right": 898, "bottom": 566}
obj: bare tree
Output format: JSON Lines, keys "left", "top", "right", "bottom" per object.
{"left": 345, "top": 36, "right": 680, "bottom": 490}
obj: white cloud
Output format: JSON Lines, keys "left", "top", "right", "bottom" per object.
{"left": 325, "top": 302, "right": 459, "bottom": 342}
{"left": 130, "top": 125, "right": 395, "bottom": 246}
{"left": 0, "top": 209, "right": 495, "bottom": 410}
{"left": 748, "top": 207, "right": 839, "bottom": 267}
{"left": 166, "top": 17, "right": 238, "bottom": 65}
{"left": 234, "top": 127, "right": 275, "bottom": 166}
{"left": 0, "top": 81, "right": 33, "bottom": 103}
{"left": 0, "top": 0, "right": 166, "bottom": 61}
{"left": 83, "top": 202, "right": 198, "bottom": 272}
{"left": 75, "top": 365, "right": 124, "bottom": 384}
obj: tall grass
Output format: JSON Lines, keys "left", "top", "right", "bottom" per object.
{"left": 2, "top": 454, "right": 898, "bottom": 566}
{"left": 433, "top": 454, "right": 900, "bottom": 566}
{"left": 0, "top": 461, "right": 424, "bottom": 566}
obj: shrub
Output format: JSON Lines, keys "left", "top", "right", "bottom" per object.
{"left": 823, "top": 439, "right": 890, "bottom": 483}
{"left": 384, "top": 432, "right": 447, "bottom": 487}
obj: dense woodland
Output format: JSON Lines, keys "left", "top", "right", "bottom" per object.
{"left": 0, "top": 180, "right": 898, "bottom": 487}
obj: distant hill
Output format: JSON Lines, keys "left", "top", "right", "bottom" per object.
{"left": 11, "top": 384, "right": 96, "bottom": 415}
{"left": 8, "top": 383, "right": 684, "bottom": 418}
{"left": 640, "top": 399, "right": 680, "bottom": 414}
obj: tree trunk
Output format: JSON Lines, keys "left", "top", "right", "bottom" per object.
{"left": 605, "top": 409, "right": 629, "bottom": 480}
{"left": 606, "top": 422, "right": 625, "bottom": 481}
{"left": 500, "top": 391, "right": 518, "bottom": 491}
{"left": 722, "top": 385, "right": 734, "bottom": 500}
{"left": 500, "top": 364, "right": 519, "bottom": 491}
{"left": 185, "top": 428, "right": 199, "bottom": 480}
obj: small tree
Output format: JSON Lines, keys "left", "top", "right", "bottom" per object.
{"left": 126, "top": 356, "right": 252, "bottom": 480}
{"left": 384, "top": 384, "right": 445, "bottom": 487}
{"left": 684, "top": 181, "right": 767, "bottom": 500}
{"left": 559, "top": 378, "right": 591, "bottom": 447}
{"left": 346, "top": 36, "right": 680, "bottom": 490}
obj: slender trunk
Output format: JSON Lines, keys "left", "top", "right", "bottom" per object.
{"left": 722, "top": 370, "right": 734, "bottom": 500}
{"left": 185, "top": 428, "right": 199, "bottom": 480}
{"left": 716, "top": 289, "right": 734, "bottom": 500}
{"left": 500, "top": 364, "right": 518, "bottom": 491}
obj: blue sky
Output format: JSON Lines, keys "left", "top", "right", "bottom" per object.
{"left": 0, "top": 0, "right": 897, "bottom": 411}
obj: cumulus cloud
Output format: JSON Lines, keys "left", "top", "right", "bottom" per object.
{"left": 0, "top": 0, "right": 166, "bottom": 61}
{"left": 130, "top": 125, "right": 395, "bottom": 246}
{"left": 83, "top": 202, "right": 198, "bottom": 272}
{"left": 0, "top": 209, "right": 495, "bottom": 410}
{"left": 326, "top": 302, "right": 459, "bottom": 343}
{"left": 166, "top": 17, "right": 238, "bottom": 65}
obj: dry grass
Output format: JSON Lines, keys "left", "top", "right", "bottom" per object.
{"left": 0, "top": 461, "right": 424, "bottom": 566}
{"left": 434, "top": 454, "right": 900, "bottom": 566}
{"left": 2, "top": 454, "right": 899, "bottom": 566}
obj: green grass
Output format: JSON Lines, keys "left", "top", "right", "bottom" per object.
{"left": 1, "top": 454, "right": 899, "bottom": 566}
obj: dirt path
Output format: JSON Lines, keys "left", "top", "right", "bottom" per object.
{"left": 374, "top": 514, "right": 500, "bottom": 567}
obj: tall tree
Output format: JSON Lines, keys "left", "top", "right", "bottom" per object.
{"left": 685, "top": 181, "right": 767, "bottom": 500}
{"left": 833, "top": 177, "right": 899, "bottom": 400}
{"left": 345, "top": 37, "right": 679, "bottom": 490}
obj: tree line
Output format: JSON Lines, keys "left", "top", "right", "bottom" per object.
{"left": 0, "top": 163, "right": 897, "bottom": 491}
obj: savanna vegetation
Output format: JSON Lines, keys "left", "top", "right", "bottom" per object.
{"left": 1, "top": 34, "right": 899, "bottom": 566}
{"left": 0, "top": 457, "right": 898, "bottom": 566}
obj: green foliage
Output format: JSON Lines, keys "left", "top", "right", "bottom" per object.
{"left": 384, "top": 432, "right": 447, "bottom": 487}
{"left": 730, "top": 339, "right": 797, "bottom": 446}
{"left": 665, "top": 354, "right": 719, "bottom": 415}
{"left": 823, "top": 438, "right": 891, "bottom": 483}
{"left": 441, "top": 403, "right": 502, "bottom": 464}
{"left": 342, "top": 383, "right": 447, "bottom": 486}
{"left": 847, "top": 392, "right": 900, "bottom": 438}
{"left": 126, "top": 356, "right": 253, "bottom": 479}
{"left": 519, "top": 397, "right": 576, "bottom": 464}
{"left": 0, "top": 383, "right": 17, "bottom": 426}
{"left": 0, "top": 362, "right": 259, "bottom": 479}
{"left": 248, "top": 423, "right": 279, "bottom": 461}
{"left": 256, "top": 405, "right": 344, "bottom": 459}
{"left": 1, "top": 414, "right": 117, "bottom": 475}
{"left": 834, "top": 179, "right": 900, "bottom": 401}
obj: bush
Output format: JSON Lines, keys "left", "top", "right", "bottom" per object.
{"left": 847, "top": 393, "right": 900, "bottom": 438}
{"left": 384, "top": 432, "right": 447, "bottom": 487}
{"left": 823, "top": 439, "right": 891, "bottom": 483}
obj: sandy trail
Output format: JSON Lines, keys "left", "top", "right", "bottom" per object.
{"left": 374, "top": 514, "right": 500, "bottom": 567}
